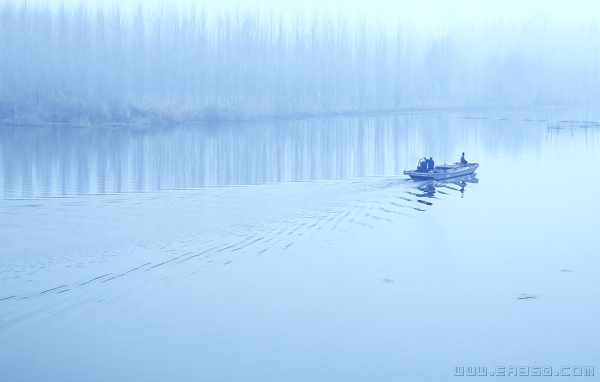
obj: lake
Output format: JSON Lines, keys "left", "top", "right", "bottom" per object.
{"left": 1, "top": 107, "right": 599, "bottom": 381}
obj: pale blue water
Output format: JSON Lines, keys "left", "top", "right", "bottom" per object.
{"left": 3, "top": 107, "right": 599, "bottom": 198}
{"left": 1, "top": 108, "right": 599, "bottom": 381}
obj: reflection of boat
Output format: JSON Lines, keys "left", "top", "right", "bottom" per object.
{"left": 403, "top": 163, "right": 479, "bottom": 180}
{"left": 403, "top": 174, "right": 479, "bottom": 209}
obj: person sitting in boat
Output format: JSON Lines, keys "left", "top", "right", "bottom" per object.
{"left": 427, "top": 157, "right": 435, "bottom": 171}
{"left": 417, "top": 158, "right": 428, "bottom": 172}
{"left": 460, "top": 152, "right": 467, "bottom": 164}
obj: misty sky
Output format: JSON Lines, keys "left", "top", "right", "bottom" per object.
{"left": 17, "top": 0, "right": 600, "bottom": 32}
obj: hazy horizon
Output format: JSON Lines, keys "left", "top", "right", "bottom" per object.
{"left": 1, "top": 0, "right": 600, "bottom": 124}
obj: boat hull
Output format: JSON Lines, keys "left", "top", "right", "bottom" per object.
{"left": 403, "top": 163, "right": 479, "bottom": 180}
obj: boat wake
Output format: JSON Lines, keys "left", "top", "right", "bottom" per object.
{"left": 0, "top": 175, "right": 479, "bottom": 328}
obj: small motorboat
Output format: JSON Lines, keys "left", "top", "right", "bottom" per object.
{"left": 404, "top": 162, "right": 479, "bottom": 180}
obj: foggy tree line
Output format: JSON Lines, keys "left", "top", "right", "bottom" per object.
{"left": 1, "top": 3, "right": 599, "bottom": 124}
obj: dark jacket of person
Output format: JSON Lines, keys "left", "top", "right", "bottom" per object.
{"left": 427, "top": 158, "right": 435, "bottom": 171}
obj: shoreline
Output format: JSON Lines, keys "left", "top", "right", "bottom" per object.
{"left": 2, "top": 103, "right": 600, "bottom": 128}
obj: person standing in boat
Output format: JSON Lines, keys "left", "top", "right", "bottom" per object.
{"left": 427, "top": 157, "right": 435, "bottom": 171}
{"left": 460, "top": 152, "right": 467, "bottom": 164}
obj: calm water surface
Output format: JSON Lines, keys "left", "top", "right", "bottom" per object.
{"left": 1, "top": 107, "right": 600, "bottom": 382}
{"left": 2, "top": 107, "right": 599, "bottom": 199}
